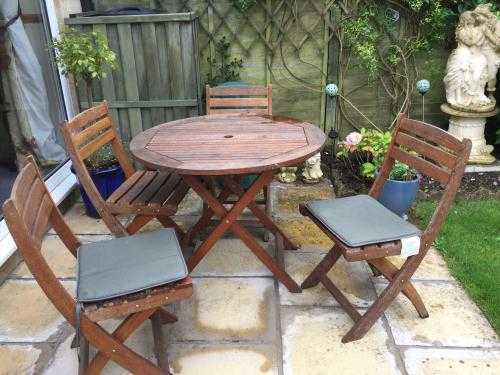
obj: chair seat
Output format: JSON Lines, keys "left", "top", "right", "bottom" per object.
{"left": 77, "top": 228, "right": 188, "bottom": 306}
{"left": 106, "top": 171, "right": 188, "bottom": 215}
{"left": 305, "top": 195, "right": 420, "bottom": 248}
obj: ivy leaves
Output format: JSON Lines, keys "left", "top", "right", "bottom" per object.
{"left": 51, "top": 29, "right": 116, "bottom": 84}
{"left": 230, "top": 0, "right": 257, "bottom": 13}
{"left": 206, "top": 36, "right": 243, "bottom": 86}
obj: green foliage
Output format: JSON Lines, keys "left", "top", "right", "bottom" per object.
{"left": 415, "top": 199, "right": 500, "bottom": 334}
{"left": 337, "top": 128, "right": 417, "bottom": 181}
{"left": 340, "top": 0, "right": 500, "bottom": 86}
{"left": 495, "top": 128, "right": 500, "bottom": 145}
{"left": 51, "top": 29, "right": 118, "bottom": 171}
{"left": 206, "top": 36, "right": 243, "bottom": 86}
{"left": 85, "top": 144, "right": 117, "bottom": 171}
{"left": 51, "top": 29, "right": 116, "bottom": 84}
{"left": 230, "top": 0, "right": 257, "bottom": 13}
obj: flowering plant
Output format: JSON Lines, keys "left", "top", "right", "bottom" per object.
{"left": 336, "top": 128, "right": 416, "bottom": 181}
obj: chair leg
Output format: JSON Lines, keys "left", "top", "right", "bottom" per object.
{"left": 369, "top": 258, "right": 429, "bottom": 318}
{"left": 342, "top": 258, "right": 423, "bottom": 343}
{"left": 126, "top": 215, "right": 154, "bottom": 234}
{"left": 151, "top": 311, "right": 171, "bottom": 374}
{"left": 263, "top": 186, "right": 270, "bottom": 242}
{"left": 301, "top": 245, "right": 341, "bottom": 289}
{"left": 78, "top": 336, "right": 89, "bottom": 375}
{"left": 158, "top": 216, "right": 185, "bottom": 240}
{"left": 158, "top": 308, "right": 178, "bottom": 324}
{"left": 84, "top": 310, "right": 163, "bottom": 375}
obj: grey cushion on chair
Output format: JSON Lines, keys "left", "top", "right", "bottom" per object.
{"left": 77, "top": 228, "right": 188, "bottom": 303}
{"left": 305, "top": 195, "right": 420, "bottom": 247}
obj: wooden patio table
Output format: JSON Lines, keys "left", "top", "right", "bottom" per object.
{"left": 130, "top": 114, "right": 326, "bottom": 292}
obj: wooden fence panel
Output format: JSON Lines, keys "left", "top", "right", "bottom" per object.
{"left": 65, "top": 12, "right": 201, "bottom": 144}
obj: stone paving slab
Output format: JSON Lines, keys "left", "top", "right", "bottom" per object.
{"left": 0, "top": 344, "right": 41, "bottom": 375}
{"left": 272, "top": 180, "right": 334, "bottom": 218}
{"left": 279, "top": 252, "right": 375, "bottom": 308}
{"left": 376, "top": 281, "right": 499, "bottom": 348}
{"left": 402, "top": 347, "right": 500, "bottom": 375}
{"left": 276, "top": 218, "right": 333, "bottom": 251}
{"left": 170, "top": 277, "right": 277, "bottom": 342}
{"left": 49, "top": 203, "right": 129, "bottom": 235}
{"left": 380, "top": 247, "right": 454, "bottom": 282}
{"left": 12, "top": 236, "right": 76, "bottom": 279}
{"left": 169, "top": 343, "right": 279, "bottom": 375}
{"left": 191, "top": 238, "right": 274, "bottom": 277}
{"left": 0, "top": 280, "right": 74, "bottom": 343}
{"left": 3, "top": 180, "right": 500, "bottom": 374}
{"left": 281, "top": 306, "right": 402, "bottom": 375}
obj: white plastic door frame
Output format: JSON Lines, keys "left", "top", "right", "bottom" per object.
{"left": 0, "top": 0, "right": 77, "bottom": 266}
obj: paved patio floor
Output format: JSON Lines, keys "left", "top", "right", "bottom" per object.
{"left": 0, "top": 181, "right": 498, "bottom": 374}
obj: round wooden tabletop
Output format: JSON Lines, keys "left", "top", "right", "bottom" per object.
{"left": 130, "top": 114, "right": 326, "bottom": 175}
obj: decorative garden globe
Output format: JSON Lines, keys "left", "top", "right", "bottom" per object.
{"left": 325, "top": 83, "right": 339, "bottom": 97}
{"left": 416, "top": 79, "right": 430, "bottom": 95}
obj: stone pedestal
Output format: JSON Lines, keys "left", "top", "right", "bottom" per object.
{"left": 441, "top": 104, "right": 497, "bottom": 164}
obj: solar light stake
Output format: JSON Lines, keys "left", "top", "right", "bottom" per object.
{"left": 416, "top": 79, "right": 430, "bottom": 122}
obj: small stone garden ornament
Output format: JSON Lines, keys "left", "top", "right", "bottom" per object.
{"left": 277, "top": 167, "right": 298, "bottom": 183}
{"left": 302, "top": 153, "right": 323, "bottom": 184}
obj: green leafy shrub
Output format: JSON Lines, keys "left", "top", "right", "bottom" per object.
{"left": 206, "top": 36, "right": 243, "bottom": 86}
{"left": 337, "top": 128, "right": 417, "bottom": 181}
{"left": 84, "top": 144, "right": 117, "bottom": 171}
{"left": 51, "top": 29, "right": 116, "bottom": 107}
{"left": 51, "top": 29, "right": 118, "bottom": 171}
{"left": 230, "top": 0, "right": 257, "bottom": 13}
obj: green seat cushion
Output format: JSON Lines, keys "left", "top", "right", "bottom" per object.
{"left": 77, "top": 228, "right": 187, "bottom": 303}
{"left": 306, "top": 195, "right": 420, "bottom": 247}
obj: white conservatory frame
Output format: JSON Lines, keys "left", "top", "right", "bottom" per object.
{"left": 0, "top": 0, "right": 77, "bottom": 266}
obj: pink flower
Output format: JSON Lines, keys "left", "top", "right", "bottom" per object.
{"left": 344, "top": 132, "right": 362, "bottom": 151}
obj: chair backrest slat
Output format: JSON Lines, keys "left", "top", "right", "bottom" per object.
{"left": 208, "top": 86, "right": 268, "bottom": 96}
{"left": 206, "top": 84, "right": 272, "bottom": 115}
{"left": 394, "top": 132, "right": 457, "bottom": 170}
{"left": 3, "top": 158, "right": 79, "bottom": 324}
{"left": 67, "top": 101, "right": 109, "bottom": 132}
{"left": 399, "top": 117, "right": 465, "bottom": 153}
{"left": 74, "top": 116, "right": 113, "bottom": 147}
{"left": 389, "top": 146, "right": 451, "bottom": 185}
{"left": 78, "top": 128, "right": 116, "bottom": 160}
{"left": 22, "top": 178, "right": 49, "bottom": 235}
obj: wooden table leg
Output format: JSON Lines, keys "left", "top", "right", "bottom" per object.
{"left": 222, "top": 176, "right": 298, "bottom": 250}
{"left": 183, "top": 172, "right": 301, "bottom": 293}
{"left": 181, "top": 184, "right": 233, "bottom": 248}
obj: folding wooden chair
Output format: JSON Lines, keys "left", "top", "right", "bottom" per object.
{"left": 62, "top": 101, "right": 189, "bottom": 238}
{"left": 300, "top": 114, "right": 471, "bottom": 343}
{"left": 3, "top": 157, "right": 193, "bottom": 374}
{"left": 201, "top": 85, "right": 273, "bottom": 242}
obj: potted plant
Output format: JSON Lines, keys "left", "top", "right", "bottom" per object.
{"left": 336, "top": 128, "right": 419, "bottom": 217}
{"left": 52, "top": 29, "right": 124, "bottom": 218}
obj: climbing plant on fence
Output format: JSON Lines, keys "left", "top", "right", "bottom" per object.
{"left": 151, "top": 0, "right": 465, "bottom": 134}
{"left": 157, "top": 0, "right": 335, "bottom": 129}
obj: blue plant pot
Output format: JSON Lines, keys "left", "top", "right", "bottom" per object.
{"left": 71, "top": 164, "right": 126, "bottom": 218}
{"left": 377, "top": 175, "right": 420, "bottom": 217}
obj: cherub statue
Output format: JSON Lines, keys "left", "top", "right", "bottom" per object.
{"left": 443, "top": 11, "right": 493, "bottom": 112}
{"left": 277, "top": 167, "right": 297, "bottom": 183}
{"left": 302, "top": 153, "right": 323, "bottom": 183}
{"left": 474, "top": 4, "right": 500, "bottom": 97}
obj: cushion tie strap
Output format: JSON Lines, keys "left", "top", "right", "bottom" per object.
{"left": 71, "top": 301, "right": 83, "bottom": 350}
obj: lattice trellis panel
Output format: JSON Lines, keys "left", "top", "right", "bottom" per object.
{"left": 156, "top": 0, "right": 337, "bottom": 129}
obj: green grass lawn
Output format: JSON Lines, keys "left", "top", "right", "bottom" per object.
{"left": 415, "top": 199, "right": 500, "bottom": 334}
